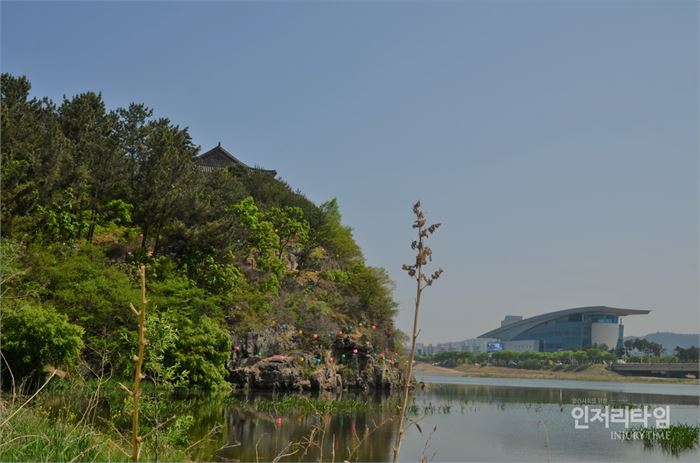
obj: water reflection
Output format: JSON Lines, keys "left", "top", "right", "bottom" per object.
{"left": 218, "top": 403, "right": 394, "bottom": 461}
{"left": 423, "top": 382, "right": 700, "bottom": 407}
{"left": 190, "top": 380, "right": 699, "bottom": 462}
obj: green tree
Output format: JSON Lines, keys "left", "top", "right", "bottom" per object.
{"left": 674, "top": 346, "right": 699, "bottom": 362}
{"left": 626, "top": 338, "right": 664, "bottom": 356}
{"left": 146, "top": 274, "right": 231, "bottom": 390}
{"left": 264, "top": 205, "right": 310, "bottom": 259}
{"left": 0, "top": 304, "right": 84, "bottom": 384}
{"left": 1, "top": 74, "right": 72, "bottom": 238}
{"left": 316, "top": 199, "right": 362, "bottom": 263}
{"left": 586, "top": 348, "right": 602, "bottom": 363}
{"left": 170, "top": 315, "right": 231, "bottom": 391}
{"left": 342, "top": 263, "right": 398, "bottom": 328}
{"left": 58, "top": 92, "right": 125, "bottom": 241}
{"left": 115, "top": 103, "right": 153, "bottom": 198}
{"left": 230, "top": 197, "right": 285, "bottom": 289}
{"left": 573, "top": 351, "right": 589, "bottom": 365}
{"left": 35, "top": 188, "right": 86, "bottom": 242}
{"left": 26, "top": 244, "right": 139, "bottom": 370}
{"left": 128, "top": 118, "right": 198, "bottom": 253}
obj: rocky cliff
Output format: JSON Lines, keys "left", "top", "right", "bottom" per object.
{"left": 228, "top": 327, "right": 402, "bottom": 391}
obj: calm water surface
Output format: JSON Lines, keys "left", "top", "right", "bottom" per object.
{"left": 191, "top": 375, "right": 700, "bottom": 462}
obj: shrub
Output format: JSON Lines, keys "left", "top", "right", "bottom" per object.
{"left": 168, "top": 315, "right": 231, "bottom": 391}
{"left": 1, "top": 303, "right": 84, "bottom": 384}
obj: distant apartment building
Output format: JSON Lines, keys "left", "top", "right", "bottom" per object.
{"left": 417, "top": 338, "right": 500, "bottom": 355}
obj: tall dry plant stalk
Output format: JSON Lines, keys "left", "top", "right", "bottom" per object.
{"left": 124, "top": 265, "right": 147, "bottom": 462}
{"left": 392, "top": 201, "right": 442, "bottom": 463}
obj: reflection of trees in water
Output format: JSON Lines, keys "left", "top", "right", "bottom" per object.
{"left": 216, "top": 395, "right": 396, "bottom": 462}
{"left": 186, "top": 386, "right": 699, "bottom": 460}
{"left": 422, "top": 384, "right": 699, "bottom": 408}
{"left": 187, "top": 384, "right": 698, "bottom": 461}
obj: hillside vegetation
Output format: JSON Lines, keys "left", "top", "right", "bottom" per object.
{"left": 0, "top": 73, "right": 399, "bottom": 392}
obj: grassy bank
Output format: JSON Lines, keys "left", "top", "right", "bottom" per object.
{"left": 0, "top": 406, "right": 123, "bottom": 462}
{"left": 0, "top": 403, "right": 190, "bottom": 462}
{"left": 415, "top": 362, "right": 699, "bottom": 384}
{"left": 0, "top": 373, "right": 220, "bottom": 462}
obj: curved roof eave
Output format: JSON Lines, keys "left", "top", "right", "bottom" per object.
{"left": 196, "top": 145, "right": 277, "bottom": 175}
{"left": 478, "top": 306, "right": 651, "bottom": 341}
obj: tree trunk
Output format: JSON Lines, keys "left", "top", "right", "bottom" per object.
{"left": 152, "top": 226, "right": 162, "bottom": 256}
{"left": 140, "top": 225, "right": 149, "bottom": 251}
{"left": 86, "top": 206, "right": 97, "bottom": 242}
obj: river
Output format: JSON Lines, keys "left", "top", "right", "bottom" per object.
{"left": 190, "top": 375, "right": 700, "bottom": 461}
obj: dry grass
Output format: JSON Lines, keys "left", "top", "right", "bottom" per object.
{"left": 446, "top": 363, "right": 699, "bottom": 384}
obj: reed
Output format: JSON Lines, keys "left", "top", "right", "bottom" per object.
{"left": 628, "top": 423, "right": 700, "bottom": 455}
{"left": 253, "top": 396, "right": 376, "bottom": 415}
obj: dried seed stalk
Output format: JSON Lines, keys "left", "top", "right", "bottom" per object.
{"left": 392, "top": 201, "right": 442, "bottom": 463}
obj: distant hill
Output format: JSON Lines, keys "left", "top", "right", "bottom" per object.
{"left": 625, "top": 332, "right": 699, "bottom": 354}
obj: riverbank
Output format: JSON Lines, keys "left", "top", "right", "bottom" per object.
{"left": 414, "top": 362, "right": 699, "bottom": 384}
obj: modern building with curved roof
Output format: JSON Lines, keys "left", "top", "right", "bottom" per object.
{"left": 478, "top": 306, "right": 650, "bottom": 352}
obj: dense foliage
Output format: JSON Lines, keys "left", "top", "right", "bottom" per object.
{"left": 673, "top": 346, "right": 699, "bottom": 363}
{"left": 419, "top": 348, "right": 618, "bottom": 370}
{"left": 0, "top": 303, "right": 84, "bottom": 384}
{"left": 0, "top": 73, "right": 398, "bottom": 391}
{"left": 623, "top": 338, "right": 664, "bottom": 356}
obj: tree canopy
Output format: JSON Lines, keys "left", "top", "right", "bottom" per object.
{"left": 0, "top": 73, "right": 399, "bottom": 391}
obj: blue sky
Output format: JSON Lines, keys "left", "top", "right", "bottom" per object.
{"left": 2, "top": 1, "right": 697, "bottom": 342}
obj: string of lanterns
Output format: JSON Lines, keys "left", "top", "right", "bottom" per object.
{"left": 231, "top": 321, "right": 401, "bottom": 367}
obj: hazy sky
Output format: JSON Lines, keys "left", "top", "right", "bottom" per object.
{"left": 2, "top": 1, "right": 697, "bottom": 342}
